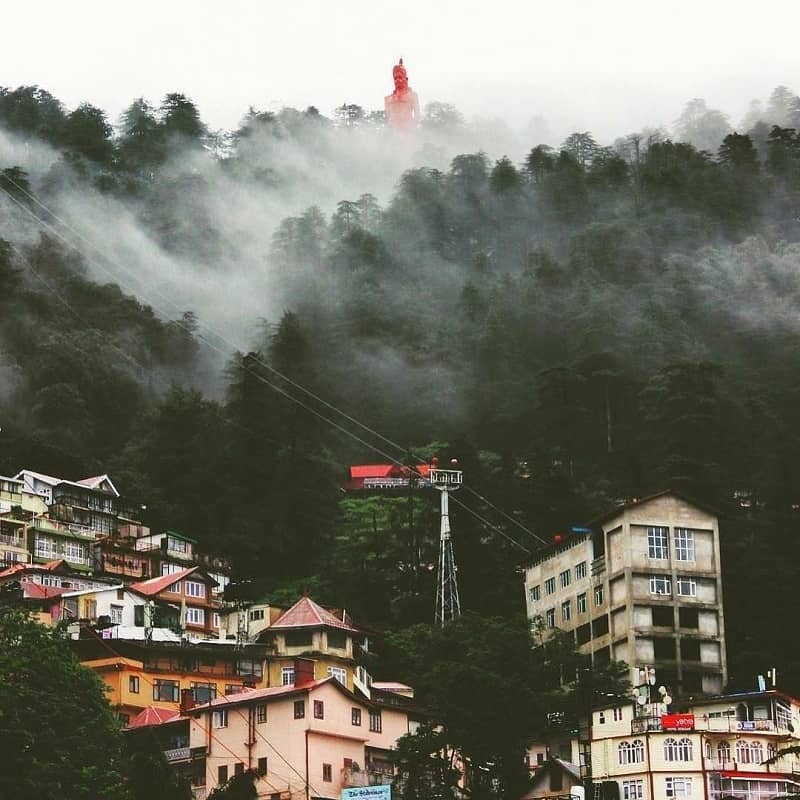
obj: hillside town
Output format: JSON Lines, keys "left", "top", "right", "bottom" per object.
{"left": 3, "top": 468, "right": 799, "bottom": 800}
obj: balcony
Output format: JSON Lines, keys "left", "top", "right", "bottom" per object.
{"left": 341, "top": 768, "right": 394, "bottom": 788}
{"left": 0, "top": 531, "right": 26, "bottom": 548}
{"left": 164, "top": 746, "right": 191, "bottom": 763}
{"left": 33, "top": 517, "right": 96, "bottom": 540}
{"left": 632, "top": 715, "right": 790, "bottom": 735}
{"left": 591, "top": 556, "right": 606, "bottom": 577}
{"left": 192, "top": 788, "right": 207, "bottom": 800}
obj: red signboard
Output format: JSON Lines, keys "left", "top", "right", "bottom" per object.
{"left": 662, "top": 713, "right": 695, "bottom": 731}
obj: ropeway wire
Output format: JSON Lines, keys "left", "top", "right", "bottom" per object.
{"left": 0, "top": 176, "right": 542, "bottom": 554}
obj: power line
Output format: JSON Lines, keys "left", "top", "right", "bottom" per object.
{"left": 0, "top": 177, "right": 537, "bottom": 554}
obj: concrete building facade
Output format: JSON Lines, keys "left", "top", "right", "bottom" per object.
{"left": 524, "top": 491, "right": 727, "bottom": 697}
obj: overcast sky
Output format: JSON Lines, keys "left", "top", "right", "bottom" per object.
{"left": 3, "top": 0, "right": 798, "bottom": 143}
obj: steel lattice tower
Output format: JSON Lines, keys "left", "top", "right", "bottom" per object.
{"left": 432, "top": 462, "right": 463, "bottom": 626}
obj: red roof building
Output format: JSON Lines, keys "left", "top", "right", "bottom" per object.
{"left": 345, "top": 463, "right": 432, "bottom": 491}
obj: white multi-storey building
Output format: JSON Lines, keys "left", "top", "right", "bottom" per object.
{"left": 524, "top": 491, "right": 727, "bottom": 696}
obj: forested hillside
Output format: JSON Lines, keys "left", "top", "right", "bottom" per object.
{"left": 2, "top": 84, "right": 800, "bottom": 691}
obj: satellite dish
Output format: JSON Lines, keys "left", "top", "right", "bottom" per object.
{"left": 664, "top": 695, "right": 673, "bottom": 705}
{"left": 637, "top": 695, "right": 647, "bottom": 706}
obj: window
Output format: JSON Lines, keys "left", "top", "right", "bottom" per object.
{"left": 186, "top": 607, "right": 206, "bottom": 625}
{"left": 83, "top": 599, "right": 97, "bottom": 620}
{"left": 256, "top": 703, "right": 267, "bottom": 724}
{"left": 679, "top": 607, "right": 699, "bottom": 629}
{"left": 545, "top": 608, "right": 556, "bottom": 628}
{"left": 577, "top": 593, "right": 587, "bottom": 614}
{"left": 559, "top": 569, "right": 571, "bottom": 588}
{"left": 153, "top": 679, "right": 179, "bottom": 702}
{"left": 736, "top": 740, "right": 764, "bottom": 764}
{"left": 257, "top": 757, "right": 268, "bottom": 776}
{"left": 161, "top": 563, "right": 183, "bottom": 576}
{"left": 529, "top": 585, "right": 540, "bottom": 603}
{"left": 618, "top": 740, "right": 645, "bottom": 765}
{"left": 674, "top": 528, "right": 695, "bottom": 561}
{"left": 665, "top": 777, "right": 692, "bottom": 797}
{"left": 285, "top": 631, "right": 313, "bottom": 647}
{"left": 328, "top": 666, "right": 347, "bottom": 685}
{"left": 650, "top": 575, "right": 672, "bottom": 595}
{"left": 322, "top": 763, "right": 332, "bottom": 782}
{"left": 681, "top": 640, "right": 701, "bottom": 661}
{"left": 653, "top": 637, "right": 677, "bottom": 659}
{"left": 352, "top": 708, "right": 362, "bottom": 726}
{"left": 575, "top": 561, "right": 587, "bottom": 579}
{"left": 647, "top": 526, "right": 669, "bottom": 559}
{"left": 613, "top": 707, "right": 624, "bottom": 721}
{"left": 129, "top": 675, "right": 140, "bottom": 694}
{"left": 652, "top": 605, "right": 674, "bottom": 626}
{"left": 212, "top": 709, "right": 228, "bottom": 729}
{"left": 282, "top": 667, "right": 295, "bottom": 686}
{"left": 594, "top": 585, "right": 604, "bottom": 606}
{"left": 236, "top": 659, "right": 262, "bottom": 678}
{"left": 717, "top": 741, "right": 731, "bottom": 762}
{"left": 225, "top": 684, "right": 244, "bottom": 695}
{"left": 167, "top": 536, "right": 189, "bottom": 553}
{"left": 294, "top": 700, "right": 305, "bottom": 719}
{"left": 218, "top": 766, "right": 228, "bottom": 785}
{"left": 249, "top": 608, "right": 265, "bottom": 621}
{"left": 544, "top": 577, "right": 556, "bottom": 595}
{"left": 327, "top": 630, "right": 347, "bottom": 649}
{"left": 561, "top": 600, "right": 571, "bottom": 622}
{"left": 622, "top": 779, "right": 644, "bottom": 799}
{"left": 314, "top": 700, "right": 324, "bottom": 719}
{"left": 213, "top": 612, "right": 220, "bottom": 629}
{"left": 664, "top": 737, "right": 693, "bottom": 761}
{"left": 185, "top": 581, "right": 206, "bottom": 598}
{"left": 676, "top": 577, "right": 696, "bottom": 597}
{"left": 192, "top": 682, "right": 217, "bottom": 704}
{"left": 369, "top": 709, "right": 382, "bottom": 733}
{"left": 234, "top": 763, "right": 244, "bottom": 776}
{"left": 65, "top": 540, "right": 88, "bottom": 563}
{"left": 110, "top": 604, "right": 123, "bottom": 625}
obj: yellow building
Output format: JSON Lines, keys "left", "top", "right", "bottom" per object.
{"left": 75, "top": 637, "right": 272, "bottom": 726}
{"left": 256, "top": 596, "right": 371, "bottom": 696}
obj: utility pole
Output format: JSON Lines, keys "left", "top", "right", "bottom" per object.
{"left": 432, "top": 458, "right": 463, "bottom": 626}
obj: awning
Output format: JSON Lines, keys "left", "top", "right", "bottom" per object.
{"left": 719, "top": 770, "right": 798, "bottom": 781}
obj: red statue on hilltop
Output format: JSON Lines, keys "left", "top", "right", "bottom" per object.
{"left": 385, "top": 58, "right": 420, "bottom": 130}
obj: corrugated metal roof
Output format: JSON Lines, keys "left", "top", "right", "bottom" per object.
{"left": 270, "top": 596, "right": 361, "bottom": 633}
{"left": 129, "top": 567, "right": 197, "bottom": 596}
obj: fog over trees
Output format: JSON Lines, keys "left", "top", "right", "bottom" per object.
{"left": 1, "top": 83, "right": 800, "bottom": 694}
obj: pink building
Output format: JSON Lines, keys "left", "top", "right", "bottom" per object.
{"left": 184, "top": 667, "right": 422, "bottom": 799}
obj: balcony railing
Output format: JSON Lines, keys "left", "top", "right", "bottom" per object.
{"left": 0, "top": 532, "right": 25, "bottom": 548}
{"left": 342, "top": 768, "right": 394, "bottom": 788}
{"left": 164, "top": 746, "right": 191, "bottom": 763}
{"left": 192, "top": 788, "right": 207, "bottom": 800}
{"left": 633, "top": 715, "right": 789, "bottom": 735}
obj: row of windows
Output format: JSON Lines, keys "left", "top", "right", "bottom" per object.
{"left": 544, "top": 586, "right": 604, "bottom": 627}
{"left": 532, "top": 561, "right": 589, "bottom": 602}
{"left": 217, "top": 759, "right": 268, "bottom": 785}
{"left": 618, "top": 737, "right": 694, "bottom": 764}
{"left": 648, "top": 526, "right": 696, "bottom": 562}
{"left": 622, "top": 775, "right": 712, "bottom": 799}
{"left": 709, "top": 739, "right": 773, "bottom": 764}
{"left": 150, "top": 679, "right": 245, "bottom": 703}
{"left": 650, "top": 575, "right": 697, "bottom": 597}
{"left": 281, "top": 665, "right": 348, "bottom": 686}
